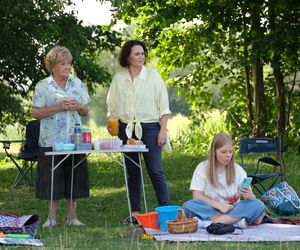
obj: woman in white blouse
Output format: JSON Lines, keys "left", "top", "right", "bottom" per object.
{"left": 183, "top": 132, "right": 265, "bottom": 229}
{"left": 106, "top": 40, "right": 171, "bottom": 223}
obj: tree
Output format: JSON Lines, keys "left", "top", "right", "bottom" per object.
{"left": 107, "top": 0, "right": 300, "bottom": 143}
{"left": 0, "top": 0, "right": 121, "bottom": 133}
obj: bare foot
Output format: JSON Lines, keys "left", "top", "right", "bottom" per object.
{"left": 252, "top": 213, "right": 265, "bottom": 225}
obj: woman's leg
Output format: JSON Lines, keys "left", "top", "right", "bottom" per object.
{"left": 66, "top": 198, "right": 76, "bottom": 220}
{"left": 47, "top": 200, "right": 59, "bottom": 221}
{"left": 142, "top": 123, "right": 169, "bottom": 207}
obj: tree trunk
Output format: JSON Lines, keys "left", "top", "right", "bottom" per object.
{"left": 273, "top": 62, "right": 286, "bottom": 136}
{"left": 244, "top": 45, "right": 254, "bottom": 130}
{"left": 253, "top": 59, "right": 265, "bottom": 136}
{"left": 251, "top": 3, "right": 265, "bottom": 136}
{"left": 268, "top": 1, "right": 286, "bottom": 136}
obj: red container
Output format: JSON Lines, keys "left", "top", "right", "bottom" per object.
{"left": 135, "top": 212, "right": 160, "bottom": 229}
{"left": 82, "top": 129, "right": 91, "bottom": 143}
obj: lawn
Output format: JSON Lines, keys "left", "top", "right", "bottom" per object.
{"left": 0, "top": 147, "right": 300, "bottom": 249}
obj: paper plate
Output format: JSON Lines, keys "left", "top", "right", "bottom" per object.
{"left": 123, "top": 144, "right": 146, "bottom": 149}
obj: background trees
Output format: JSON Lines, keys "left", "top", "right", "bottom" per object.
{"left": 108, "top": 0, "right": 300, "bottom": 145}
{"left": 0, "top": 0, "right": 120, "bottom": 133}
{"left": 1, "top": 0, "right": 299, "bottom": 148}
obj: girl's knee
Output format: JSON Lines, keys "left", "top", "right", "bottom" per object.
{"left": 257, "top": 199, "right": 265, "bottom": 213}
{"left": 253, "top": 199, "right": 265, "bottom": 211}
{"left": 182, "top": 200, "right": 194, "bottom": 217}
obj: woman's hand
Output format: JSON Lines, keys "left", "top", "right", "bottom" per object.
{"left": 240, "top": 187, "right": 255, "bottom": 200}
{"left": 106, "top": 121, "right": 113, "bottom": 136}
{"left": 62, "top": 98, "right": 89, "bottom": 116}
{"left": 65, "top": 98, "right": 80, "bottom": 111}
{"left": 157, "top": 129, "right": 167, "bottom": 148}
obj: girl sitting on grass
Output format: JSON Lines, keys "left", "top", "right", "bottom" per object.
{"left": 183, "top": 132, "right": 265, "bottom": 229}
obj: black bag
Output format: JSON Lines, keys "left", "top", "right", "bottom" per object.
{"left": 0, "top": 213, "right": 40, "bottom": 236}
{"left": 206, "top": 222, "right": 235, "bottom": 235}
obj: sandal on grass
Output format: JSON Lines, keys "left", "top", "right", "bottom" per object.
{"left": 120, "top": 216, "right": 139, "bottom": 225}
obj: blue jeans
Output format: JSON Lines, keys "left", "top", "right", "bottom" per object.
{"left": 119, "top": 122, "right": 169, "bottom": 211}
{"left": 182, "top": 198, "right": 265, "bottom": 224}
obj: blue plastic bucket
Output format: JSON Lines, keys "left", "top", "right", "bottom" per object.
{"left": 155, "top": 205, "right": 181, "bottom": 232}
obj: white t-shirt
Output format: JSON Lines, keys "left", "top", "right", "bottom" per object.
{"left": 190, "top": 160, "right": 247, "bottom": 204}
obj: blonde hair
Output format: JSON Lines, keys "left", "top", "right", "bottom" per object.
{"left": 207, "top": 132, "right": 235, "bottom": 187}
{"left": 44, "top": 46, "right": 73, "bottom": 74}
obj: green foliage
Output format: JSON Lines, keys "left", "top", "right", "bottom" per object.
{"left": 172, "top": 110, "right": 230, "bottom": 156}
{"left": 108, "top": 0, "right": 300, "bottom": 145}
{"left": 0, "top": 0, "right": 121, "bottom": 133}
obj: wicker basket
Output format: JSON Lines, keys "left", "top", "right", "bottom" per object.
{"left": 167, "top": 209, "right": 198, "bottom": 234}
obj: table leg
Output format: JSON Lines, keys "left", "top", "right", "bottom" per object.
{"left": 50, "top": 155, "right": 54, "bottom": 227}
{"left": 122, "top": 153, "right": 133, "bottom": 224}
{"left": 138, "top": 153, "right": 147, "bottom": 212}
{"left": 49, "top": 154, "right": 70, "bottom": 227}
{"left": 70, "top": 154, "right": 74, "bottom": 221}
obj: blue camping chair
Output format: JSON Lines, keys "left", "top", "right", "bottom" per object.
{"left": 239, "top": 137, "right": 284, "bottom": 196}
{"left": 0, "top": 120, "right": 40, "bottom": 188}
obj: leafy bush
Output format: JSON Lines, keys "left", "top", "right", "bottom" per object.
{"left": 170, "top": 110, "right": 229, "bottom": 156}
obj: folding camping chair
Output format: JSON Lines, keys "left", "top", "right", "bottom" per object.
{"left": 0, "top": 120, "right": 40, "bottom": 188}
{"left": 239, "top": 136, "right": 284, "bottom": 196}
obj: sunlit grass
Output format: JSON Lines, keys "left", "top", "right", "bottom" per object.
{"left": 0, "top": 114, "right": 300, "bottom": 249}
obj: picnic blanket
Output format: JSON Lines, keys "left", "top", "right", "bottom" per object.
{"left": 144, "top": 223, "right": 300, "bottom": 242}
{"left": 0, "top": 238, "right": 43, "bottom": 246}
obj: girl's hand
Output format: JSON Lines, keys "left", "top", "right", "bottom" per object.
{"left": 240, "top": 187, "right": 255, "bottom": 200}
{"left": 217, "top": 203, "right": 233, "bottom": 213}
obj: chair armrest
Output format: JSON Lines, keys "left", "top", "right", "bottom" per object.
{"left": 0, "top": 140, "right": 25, "bottom": 150}
{"left": 258, "top": 156, "right": 282, "bottom": 166}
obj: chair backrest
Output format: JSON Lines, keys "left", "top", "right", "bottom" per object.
{"left": 239, "top": 136, "right": 283, "bottom": 166}
{"left": 18, "top": 120, "right": 40, "bottom": 159}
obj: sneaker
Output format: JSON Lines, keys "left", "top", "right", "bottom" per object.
{"left": 42, "top": 219, "right": 56, "bottom": 228}
{"left": 193, "top": 217, "right": 212, "bottom": 228}
{"left": 66, "top": 218, "right": 85, "bottom": 226}
{"left": 233, "top": 218, "right": 248, "bottom": 229}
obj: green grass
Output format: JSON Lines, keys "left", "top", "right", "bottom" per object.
{"left": 0, "top": 150, "right": 300, "bottom": 249}
{"left": 1, "top": 115, "right": 300, "bottom": 249}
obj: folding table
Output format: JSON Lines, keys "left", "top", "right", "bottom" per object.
{"left": 44, "top": 146, "right": 149, "bottom": 226}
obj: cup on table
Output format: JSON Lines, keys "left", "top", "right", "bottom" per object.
{"left": 108, "top": 116, "right": 119, "bottom": 136}
{"left": 93, "top": 140, "right": 100, "bottom": 150}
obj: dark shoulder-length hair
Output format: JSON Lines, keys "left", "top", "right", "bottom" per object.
{"left": 119, "top": 40, "right": 148, "bottom": 68}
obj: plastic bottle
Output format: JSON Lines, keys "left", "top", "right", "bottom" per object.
{"left": 73, "top": 123, "right": 82, "bottom": 144}
{"left": 82, "top": 128, "right": 92, "bottom": 143}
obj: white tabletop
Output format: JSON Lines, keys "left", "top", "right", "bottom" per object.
{"left": 45, "top": 147, "right": 149, "bottom": 156}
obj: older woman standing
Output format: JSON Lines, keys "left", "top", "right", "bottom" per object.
{"left": 107, "top": 40, "right": 171, "bottom": 223}
{"left": 32, "top": 46, "right": 90, "bottom": 227}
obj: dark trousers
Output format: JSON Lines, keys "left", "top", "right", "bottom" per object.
{"left": 119, "top": 122, "right": 169, "bottom": 211}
